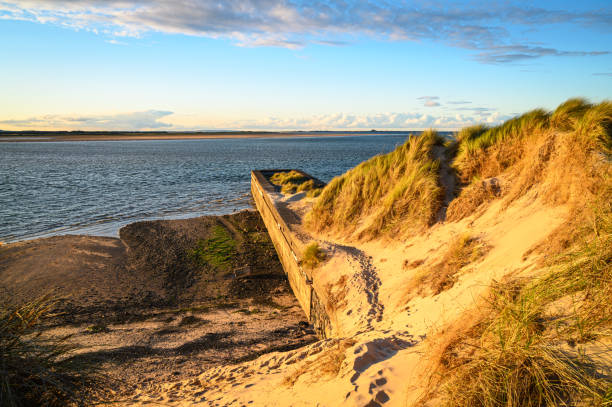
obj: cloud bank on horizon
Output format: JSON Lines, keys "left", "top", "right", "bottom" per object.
{"left": 0, "top": 111, "right": 174, "bottom": 131}
{"left": 0, "top": 108, "right": 511, "bottom": 131}
{"left": 1, "top": 0, "right": 609, "bottom": 64}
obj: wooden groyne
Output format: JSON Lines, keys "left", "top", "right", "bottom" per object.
{"left": 250, "top": 170, "right": 331, "bottom": 338}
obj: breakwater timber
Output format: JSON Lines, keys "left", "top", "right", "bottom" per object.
{"left": 251, "top": 169, "right": 331, "bottom": 338}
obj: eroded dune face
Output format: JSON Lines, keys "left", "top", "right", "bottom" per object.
{"left": 119, "top": 100, "right": 611, "bottom": 406}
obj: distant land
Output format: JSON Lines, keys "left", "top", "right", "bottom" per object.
{"left": 0, "top": 129, "right": 434, "bottom": 142}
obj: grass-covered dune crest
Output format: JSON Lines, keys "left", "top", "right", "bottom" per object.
{"left": 305, "top": 129, "right": 445, "bottom": 239}
{"left": 307, "top": 98, "right": 611, "bottom": 241}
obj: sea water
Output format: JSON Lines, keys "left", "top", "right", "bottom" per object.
{"left": 0, "top": 134, "right": 422, "bottom": 242}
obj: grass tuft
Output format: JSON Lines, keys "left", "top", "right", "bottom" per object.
{"left": 574, "top": 100, "right": 612, "bottom": 155}
{"left": 0, "top": 297, "right": 100, "bottom": 406}
{"left": 269, "top": 171, "right": 321, "bottom": 195}
{"left": 440, "top": 197, "right": 611, "bottom": 406}
{"left": 306, "top": 130, "right": 444, "bottom": 239}
{"left": 301, "top": 242, "right": 326, "bottom": 270}
{"left": 550, "top": 98, "right": 592, "bottom": 131}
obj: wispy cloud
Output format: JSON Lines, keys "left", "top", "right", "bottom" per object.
{"left": 475, "top": 45, "right": 608, "bottom": 64}
{"left": 0, "top": 1, "right": 609, "bottom": 63}
{"left": 454, "top": 106, "right": 494, "bottom": 114}
{"left": 418, "top": 96, "right": 440, "bottom": 107}
{"left": 0, "top": 110, "right": 173, "bottom": 131}
{"left": 593, "top": 72, "right": 612, "bottom": 77}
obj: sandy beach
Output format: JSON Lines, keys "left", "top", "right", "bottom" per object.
{"left": 0, "top": 211, "right": 316, "bottom": 401}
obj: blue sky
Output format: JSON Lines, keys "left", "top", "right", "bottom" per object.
{"left": 0, "top": 0, "right": 611, "bottom": 131}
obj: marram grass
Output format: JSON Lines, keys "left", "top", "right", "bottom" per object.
{"left": 269, "top": 170, "right": 322, "bottom": 196}
{"left": 443, "top": 205, "right": 611, "bottom": 407}
{"left": 0, "top": 297, "right": 101, "bottom": 406}
{"left": 452, "top": 98, "right": 611, "bottom": 182}
{"left": 306, "top": 129, "right": 444, "bottom": 239}
{"left": 301, "top": 242, "right": 326, "bottom": 270}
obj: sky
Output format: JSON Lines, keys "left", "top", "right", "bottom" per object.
{"left": 0, "top": 0, "right": 611, "bottom": 131}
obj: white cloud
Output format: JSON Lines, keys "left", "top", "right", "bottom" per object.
{"left": 0, "top": 109, "right": 512, "bottom": 131}
{"left": 0, "top": 1, "right": 609, "bottom": 63}
{"left": 0, "top": 110, "right": 173, "bottom": 131}
{"left": 200, "top": 110, "right": 511, "bottom": 131}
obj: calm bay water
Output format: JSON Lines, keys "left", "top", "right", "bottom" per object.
{"left": 0, "top": 134, "right": 414, "bottom": 243}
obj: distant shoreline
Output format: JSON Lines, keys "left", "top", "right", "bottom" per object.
{"left": 0, "top": 130, "right": 425, "bottom": 142}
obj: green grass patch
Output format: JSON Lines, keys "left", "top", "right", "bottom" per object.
{"left": 301, "top": 242, "right": 326, "bottom": 270}
{"left": 190, "top": 225, "right": 237, "bottom": 272}
{"left": 85, "top": 324, "right": 109, "bottom": 334}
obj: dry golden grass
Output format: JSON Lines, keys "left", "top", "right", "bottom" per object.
{"left": 0, "top": 297, "right": 102, "bottom": 407}
{"left": 441, "top": 220, "right": 611, "bottom": 406}
{"left": 426, "top": 203, "right": 610, "bottom": 407}
{"left": 269, "top": 171, "right": 322, "bottom": 196}
{"left": 407, "top": 234, "right": 490, "bottom": 298}
{"left": 435, "top": 100, "right": 612, "bottom": 406}
{"left": 448, "top": 99, "right": 611, "bottom": 222}
{"left": 306, "top": 130, "right": 444, "bottom": 239}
